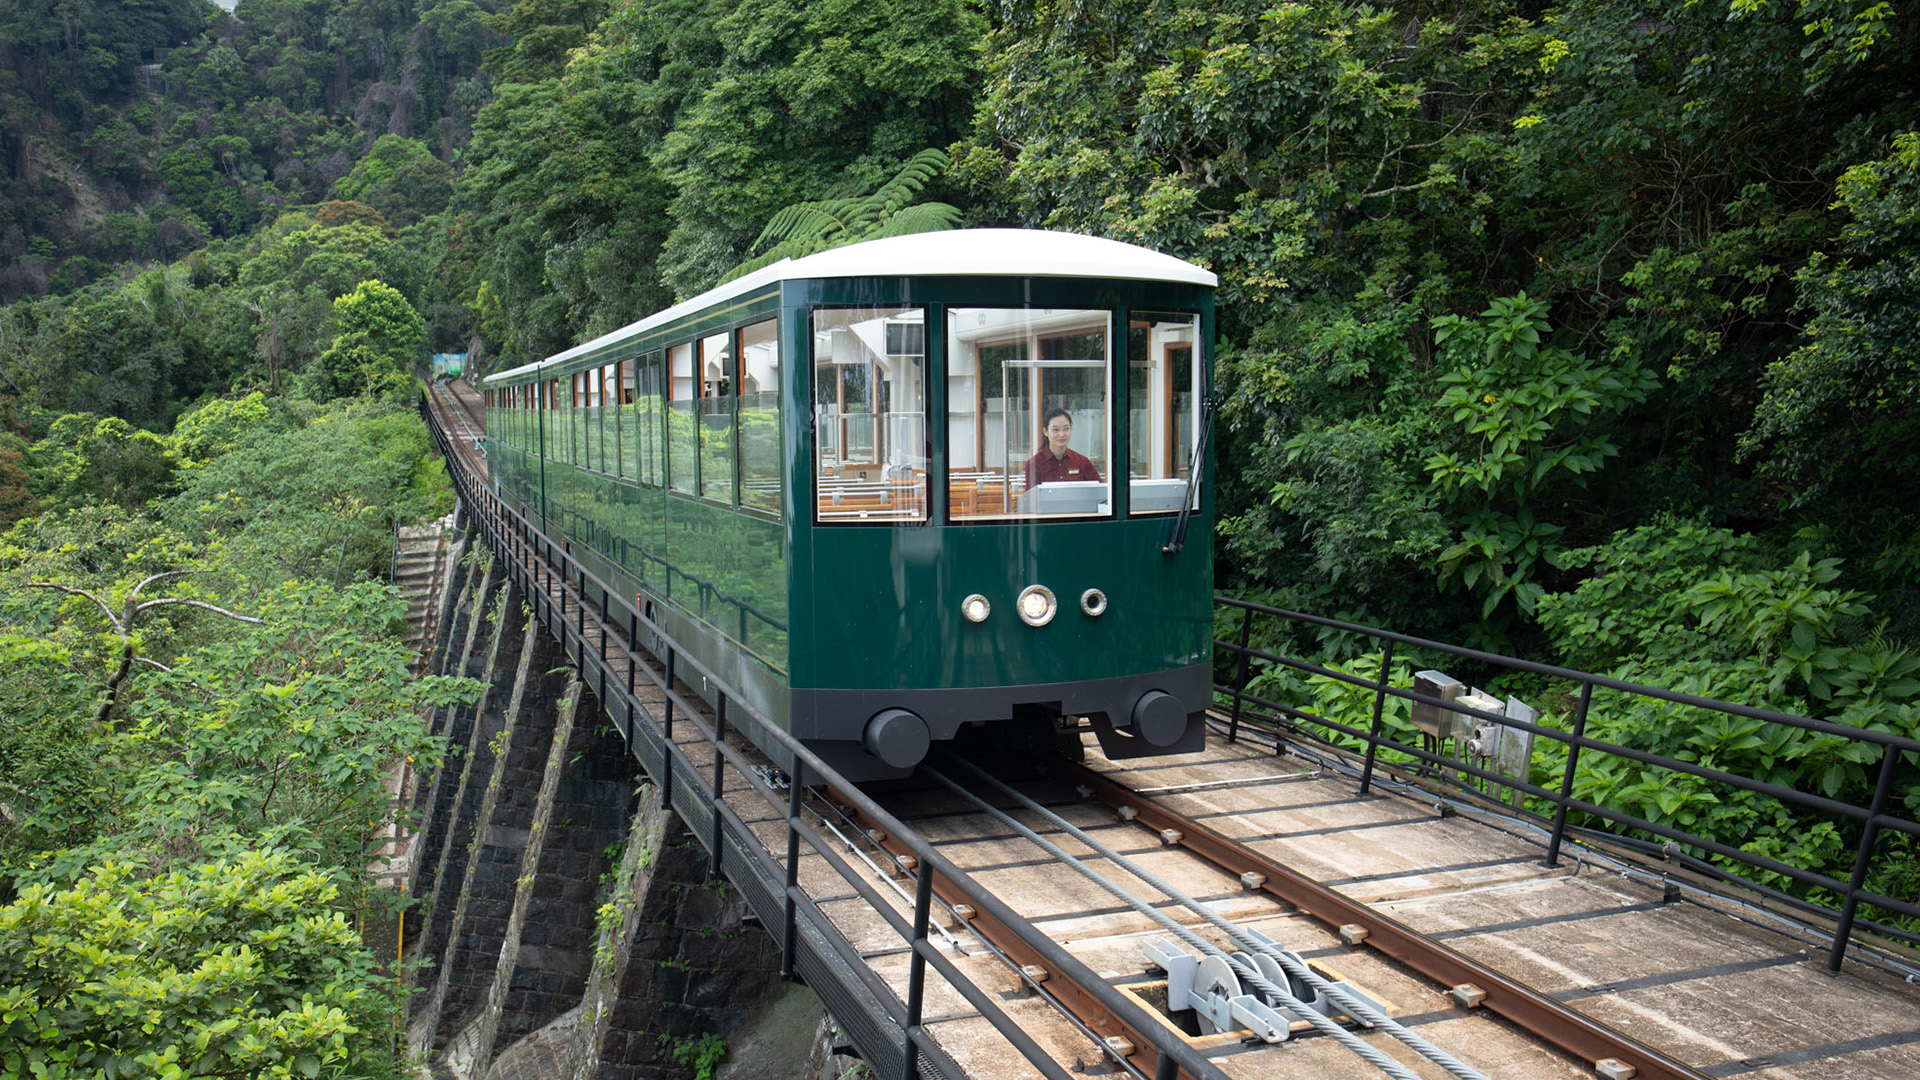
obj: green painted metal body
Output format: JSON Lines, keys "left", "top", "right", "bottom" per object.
{"left": 486, "top": 269, "right": 1213, "bottom": 760}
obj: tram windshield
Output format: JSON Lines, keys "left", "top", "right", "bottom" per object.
{"left": 948, "top": 308, "right": 1112, "bottom": 519}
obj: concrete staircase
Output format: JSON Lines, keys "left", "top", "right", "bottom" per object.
{"left": 394, "top": 515, "right": 455, "bottom": 675}
{"left": 369, "top": 514, "right": 457, "bottom": 897}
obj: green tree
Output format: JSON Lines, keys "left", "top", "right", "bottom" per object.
{"left": 1743, "top": 132, "right": 1920, "bottom": 591}
{"left": 654, "top": 0, "right": 982, "bottom": 296}
{"left": 27, "top": 414, "right": 176, "bottom": 509}
{"left": 332, "top": 134, "right": 454, "bottom": 227}
{"left": 171, "top": 391, "right": 275, "bottom": 470}
{"left": 1424, "top": 294, "right": 1658, "bottom": 625}
{"left": 314, "top": 280, "right": 424, "bottom": 401}
{"left": 166, "top": 402, "right": 434, "bottom": 586}
{"left": 0, "top": 851, "right": 395, "bottom": 1079}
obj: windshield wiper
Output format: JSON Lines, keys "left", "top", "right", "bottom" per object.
{"left": 1161, "top": 395, "right": 1215, "bottom": 556}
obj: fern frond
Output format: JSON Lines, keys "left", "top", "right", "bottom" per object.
{"left": 863, "top": 201, "right": 962, "bottom": 240}
{"left": 752, "top": 201, "right": 857, "bottom": 252}
{"left": 721, "top": 146, "right": 959, "bottom": 282}
{"left": 870, "top": 148, "right": 950, "bottom": 217}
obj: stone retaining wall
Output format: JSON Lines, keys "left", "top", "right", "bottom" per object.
{"left": 401, "top": 525, "right": 815, "bottom": 1080}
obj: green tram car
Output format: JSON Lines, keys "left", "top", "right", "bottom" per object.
{"left": 482, "top": 229, "right": 1216, "bottom": 781}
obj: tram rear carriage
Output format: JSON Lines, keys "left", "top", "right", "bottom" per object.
{"left": 482, "top": 230, "right": 1215, "bottom": 781}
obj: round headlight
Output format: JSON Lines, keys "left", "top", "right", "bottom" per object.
{"left": 961, "top": 594, "right": 991, "bottom": 623}
{"left": 1080, "top": 588, "right": 1108, "bottom": 617}
{"left": 1017, "top": 585, "right": 1058, "bottom": 627}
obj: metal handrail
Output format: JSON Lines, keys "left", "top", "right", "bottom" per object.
{"left": 1212, "top": 597, "right": 1920, "bottom": 973}
{"left": 424, "top": 402, "right": 1223, "bottom": 1080}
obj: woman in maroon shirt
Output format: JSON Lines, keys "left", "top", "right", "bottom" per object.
{"left": 1025, "top": 408, "right": 1102, "bottom": 489}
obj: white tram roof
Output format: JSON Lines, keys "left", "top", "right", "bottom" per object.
{"left": 483, "top": 229, "right": 1216, "bottom": 385}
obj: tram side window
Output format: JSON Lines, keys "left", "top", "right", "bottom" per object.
{"left": 1127, "top": 311, "right": 1202, "bottom": 514}
{"left": 813, "top": 306, "right": 927, "bottom": 523}
{"left": 582, "top": 370, "right": 598, "bottom": 471}
{"left": 636, "top": 351, "right": 665, "bottom": 487}
{"left": 600, "top": 363, "right": 618, "bottom": 475}
{"left": 590, "top": 365, "right": 605, "bottom": 472}
{"left": 564, "top": 368, "right": 579, "bottom": 463}
{"left": 947, "top": 308, "right": 1111, "bottom": 519}
{"left": 738, "top": 319, "right": 781, "bottom": 516}
{"left": 699, "top": 330, "right": 734, "bottom": 505}
{"left": 667, "top": 342, "right": 697, "bottom": 494}
{"left": 617, "top": 359, "right": 637, "bottom": 480}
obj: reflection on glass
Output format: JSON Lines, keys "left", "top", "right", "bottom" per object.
{"left": 738, "top": 319, "right": 781, "bottom": 515}
{"left": 1126, "top": 311, "right": 1201, "bottom": 514}
{"left": 699, "top": 330, "right": 734, "bottom": 505}
{"left": 635, "top": 352, "right": 664, "bottom": 487}
{"left": 602, "top": 363, "right": 620, "bottom": 476}
{"left": 947, "top": 308, "right": 1111, "bottom": 519}
{"left": 668, "top": 342, "right": 696, "bottom": 494}
{"left": 582, "top": 369, "right": 598, "bottom": 472}
{"left": 813, "top": 306, "right": 927, "bottom": 523}
{"left": 617, "top": 359, "right": 635, "bottom": 479}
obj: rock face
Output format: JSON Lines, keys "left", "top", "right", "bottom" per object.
{"left": 399, "top": 529, "right": 820, "bottom": 1080}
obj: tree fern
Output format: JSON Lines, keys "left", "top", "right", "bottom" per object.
{"left": 719, "top": 149, "right": 960, "bottom": 283}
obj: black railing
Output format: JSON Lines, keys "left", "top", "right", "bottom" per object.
{"left": 423, "top": 403, "right": 1223, "bottom": 1080}
{"left": 1213, "top": 597, "right": 1920, "bottom": 973}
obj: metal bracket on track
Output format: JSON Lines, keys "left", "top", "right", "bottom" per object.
{"left": 1143, "top": 930, "right": 1387, "bottom": 1044}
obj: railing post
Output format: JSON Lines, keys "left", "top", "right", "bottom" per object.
{"left": 903, "top": 860, "right": 934, "bottom": 1080}
{"left": 1545, "top": 681, "right": 1594, "bottom": 867}
{"left": 661, "top": 649, "right": 677, "bottom": 811}
{"left": 1829, "top": 742, "right": 1902, "bottom": 972}
{"left": 1227, "top": 606, "right": 1255, "bottom": 744}
{"left": 710, "top": 694, "right": 728, "bottom": 879}
{"left": 1357, "top": 640, "right": 1397, "bottom": 796}
{"left": 782, "top": 778, "right": 802, "bottom": 981}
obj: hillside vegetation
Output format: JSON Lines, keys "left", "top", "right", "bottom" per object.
{"left": 0, "top": 0, "right": 1916, "bottom": 1065}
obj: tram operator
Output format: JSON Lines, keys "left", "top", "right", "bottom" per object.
{"left": 1024, "top": 407, "right": 1102, "bottom": 489}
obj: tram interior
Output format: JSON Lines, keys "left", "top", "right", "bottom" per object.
{"left": 812, "top": 306, "right": 1201, "bottom": 522}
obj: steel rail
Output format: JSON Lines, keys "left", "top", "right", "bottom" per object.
{"left": 837, "top": 797, "right": 1196, "bottom": 1080}
{"left": 941, "top": 757, "right": 1490, "bottom": 1080}
{"left": 919, "top": 764, "right": 1438, "bottom": 1080}
{"left": 1062, "top": 760, "right": 1715, "bottom": 1080}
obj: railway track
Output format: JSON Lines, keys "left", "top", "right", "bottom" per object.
{"left": 421, "top": 386, "right": 1920, "bottom": 1080}
{"left": 824, "top": 741, "right": 1920, "bottom": 1080}
{"left": 428, "top": 378, "right": 488, "bottom": 479}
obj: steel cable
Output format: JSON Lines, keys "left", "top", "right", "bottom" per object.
{"left": 922, "top": 766, "right": 1430, "bottom": 1080}
{"left": 945, "top": 757, "right": 1493, "bottom": 1080}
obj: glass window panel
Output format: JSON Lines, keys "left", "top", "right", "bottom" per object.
{"left": 602, "top": 363, "right": 617, "bottom": 475}
{"left": 699, "top": 330, "right": 734, "bottom": 505}
{"left": 583, "top": 370, "right": 598, "bottom": 471}
{"left": 638, "top": 352, "right": 664, "bottom": 487}
{"left": 668, "top": 342, "right": 696, "bottom": 494}
{"left": 738, "top": 319, "right": 782, "bottom": 516}
{"left": 947, "top": 308, "right": 1111, "bottom": 520}
{"left": 1127, "top": 311, "right": 1202, "bottom": 515}
{"left": 813, "top": 306, "right": 927, "bottom": 523}
{"left": 617, "top": 359, "right": 636, "bottom": 479}
{"left": 575, "top": 372, "right": 589, "bottom": 468}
